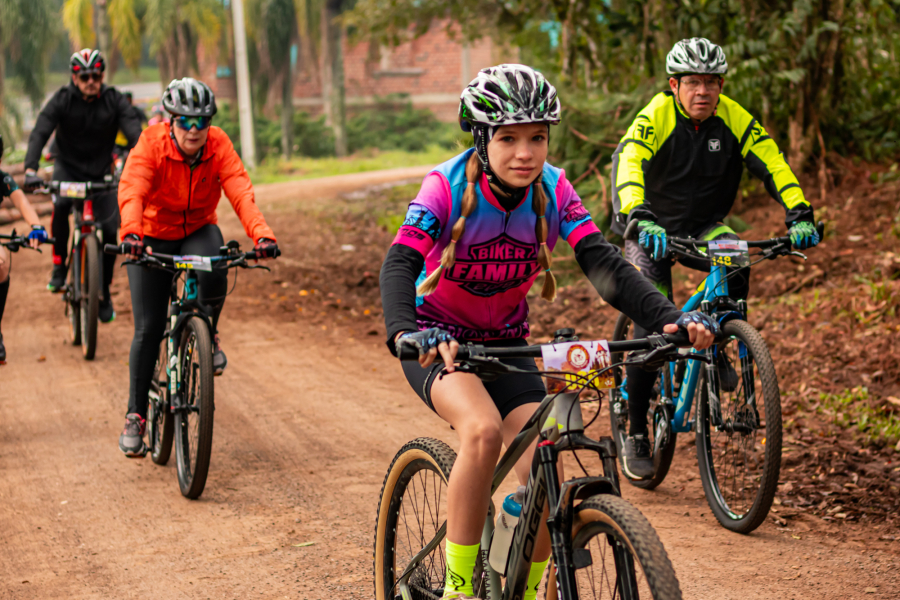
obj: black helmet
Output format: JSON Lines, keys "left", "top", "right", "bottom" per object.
{"left": 162, "top": 78, "right": 217, "bottom": 118}
{"left": 71, "top": 49, "right": 105, "bottom": 74}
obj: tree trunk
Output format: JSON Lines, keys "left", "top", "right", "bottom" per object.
{"left": 94, "top": 0, "right": 115, "bottom": 78}
{"left": 319, "top": 2, "right": 332, "bottom": 127}
{"left": 325, "top": 0, "right": 346, "bottom": 157}
{"left": 281, "top": 63, "right": 293, "bottom": 160}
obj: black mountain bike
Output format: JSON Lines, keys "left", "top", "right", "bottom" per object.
{"left": 34, "top": 178, "right": 118, "bottom": 360}
{"left": 105, "top": 241, "right": 277, "bottom": 499}
{"left": 375, "top": 328, "right": 707, "bottom": 600}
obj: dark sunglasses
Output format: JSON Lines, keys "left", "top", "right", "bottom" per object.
{"left": 77, "top": 72, "right": 103, "bottom": 83}
{"left": 174, "top": 116, "right": 211, "bottom": 131}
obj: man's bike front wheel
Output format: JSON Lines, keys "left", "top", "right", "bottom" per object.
{"left": 79, "top": 234, "right": 101, "bottom": 360}
{"left": 174, "top": 316, "right": 215, "bottom": 499}
{"left": 696, "top": 319, "right": 782, "bottom": 534}
{"left": 374, "top": 437, "right": 489, "bottom": 600}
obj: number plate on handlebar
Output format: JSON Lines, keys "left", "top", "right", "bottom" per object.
{"left": 60, "top": 182, "right": 87, "bottom": 199}
{"left": 708, "top": 239, "right": 750, "bottom": 267}
{"left": 541, "top": 340, "right": 614, "bottom": 393}
{"left": 173, "top": 255, "right": 212, "bottom": 271}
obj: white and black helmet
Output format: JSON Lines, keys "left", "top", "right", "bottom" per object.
{"left": 459, "top": 64, "right": 560, "bottom": 130}
{"left": 162, "top": 78, "right": 217, "bottom": 118}
{"left": 70, "top": 49, "right": 105, "bottom": 74}
{"left": 666, "top": 38, "right": 728, "bottom": 76}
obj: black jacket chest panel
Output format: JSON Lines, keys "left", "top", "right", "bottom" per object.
{"left": 644, "top": 114, "right": 743, "bottom": 237}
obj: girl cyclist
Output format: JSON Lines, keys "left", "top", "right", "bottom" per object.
{"left": 0, "top": 135, "right": 51, "bottom": 363}
{"left": 380, "top": 64, "right": 717, "bottom": 599}
{"left": 116, "top": 78, "right": 279, "bottom": 457}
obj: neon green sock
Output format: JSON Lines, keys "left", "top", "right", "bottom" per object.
{"left": 443, "top": 540, "right": 479, "bottom": 598}
{"left": 524, "top": 558, "right": 550, "bottom": 600}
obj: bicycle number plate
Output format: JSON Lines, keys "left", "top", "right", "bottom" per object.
{"left": 173, "top": 255, "right": 212, "bottom": 271}
{"left": 708, "top": 239, "right": 749, "bottom": 267}
{"left": 60, "top": 182, "right": 87, "bottom": 199}
{"left": 541, "top": 340, "right": 614, "bottom": 393}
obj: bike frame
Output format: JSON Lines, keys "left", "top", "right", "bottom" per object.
{"left": 163, "top": 270, "right": 214, "bottom": 416}
{"left": 67, "top": 197, "right": 100, "bottom": 306}
{"left": 395, "top": 389, "right": 626, "bottom": 600}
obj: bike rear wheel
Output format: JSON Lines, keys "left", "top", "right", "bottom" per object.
{"left": 79, "top": 234, "right": 101, "bottom": 360}
{"left": 696, "top": 319, "right": 781, "bottom": 533}
{"left": 374, "top": 437, "right": 488, "bottom": 600}
{"left": 148, "top": 340, "right": 174, "bottom": 466}
{"left": 567, "top": 495, "right": 682, "bottom": 600}
{"left": 174, "top": 316, "right": 215, "bottom": 499}
{"left": 610, "top": 313, "right": 677, "bottom": 489}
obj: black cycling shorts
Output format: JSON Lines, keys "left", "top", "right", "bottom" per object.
{"left": 401, "top": 338, "right": 547, "bottom": 421}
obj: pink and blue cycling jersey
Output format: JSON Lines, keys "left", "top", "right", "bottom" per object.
{"left": 392, "top": 148, "right": 600, "bottom": 341}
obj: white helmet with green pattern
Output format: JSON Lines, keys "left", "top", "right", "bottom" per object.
{"left": 666, "top": 38, "right": 728, "bottom": 76}
{"left": 459, "top": 64, "right": 561, "bottom": 130}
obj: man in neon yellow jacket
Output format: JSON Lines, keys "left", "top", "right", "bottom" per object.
{"left": 610, "top": 38, "right": 819, "bottom": 480}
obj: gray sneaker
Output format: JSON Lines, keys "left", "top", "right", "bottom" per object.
{"left": 213, "top": 335, "right": 227, "bottom": 376}
{"left": 118, "top": 413, "right": 147, "bottom": 457}
{"left": 622, "top": 434, "right": 654, "bottom": 480}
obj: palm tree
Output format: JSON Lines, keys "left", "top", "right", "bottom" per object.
{"left": 262, "top": 0, "right": 298, "bottom": 159}
{"left": 0, "top": 0, "right": 60, "bottom": 144}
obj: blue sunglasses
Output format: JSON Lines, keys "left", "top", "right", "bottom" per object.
{"left": 174, "top": 116, "right": 211, "bottom": 131}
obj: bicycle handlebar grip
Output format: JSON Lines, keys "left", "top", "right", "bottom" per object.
{"left": 623, "top": 219, "right": 640, "bottom": 241}
{"left": 103, "top": 243, "right": 122, "bottom": 255}
{"left": 397, "top": 345, "right": 420, "bottom": 361}
{"left": 664, "top": 329, "right": 693, "bottom": 348}
{"left": 816, "top": 220, "right": 825, "bottom": 238}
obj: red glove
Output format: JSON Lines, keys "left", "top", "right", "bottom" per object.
{"left": 121, "top": 233, "right": 144, "bottom": 257}
{"left": 253, "top": 238, "right": 279, "bottom": 259}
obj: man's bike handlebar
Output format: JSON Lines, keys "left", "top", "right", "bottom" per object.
{"left": 622, "top": 219, "right": 825, "bottom": 249}
{"left": 30, "top": 180, "right": 119, "bottom": 195}
{"left": 397, "top": 331, "right": 693, "bottom": 362}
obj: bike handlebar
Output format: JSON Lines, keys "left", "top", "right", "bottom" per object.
{"left": 622, "top": 219, "right": 825, "bottom": 250}
{"left": 103, "top": 243, "right": 277, "bottom": 265}
{"left": 30, "top": 180, "right": 118, "bottom": 195}
{"left": 397, "top": 330, "right": 692, "bottom": 362}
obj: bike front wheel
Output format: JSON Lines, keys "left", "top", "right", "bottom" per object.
{"left": 696, "top": 319, "right": 782, "bottom": 533}
{"left": 565, "top": 495, "right": 682, "bottom": 600}
{"left": 610, "top": 313, "right": 677, "bottom": 489}
{"left": 174, "top": 316, "right": 215, "bottom": 499}
{"left": 66, "top": 258, "right": 81, "bottom": 346}
{"left": 79, "top": 234, "right": 101, "bottom": 360}
{"left": 148, "top": 340, "right": 174, "bottom": 466}
{"left": 374, "top": 437, "right": 488, "bottom": 600}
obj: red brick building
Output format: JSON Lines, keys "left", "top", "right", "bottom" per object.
{"left": 212, "top": 22, "right": 513, "bottom": 122}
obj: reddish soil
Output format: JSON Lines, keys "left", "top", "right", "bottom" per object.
{"left": 1, "top": 166, "right": 898, "bottom": 599}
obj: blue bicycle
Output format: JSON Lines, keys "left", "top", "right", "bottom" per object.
{"left": 608, "top": 220, "right": 822, "bottom": 533}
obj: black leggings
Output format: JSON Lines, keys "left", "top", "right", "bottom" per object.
{"left": 126, "top": 224, "right": 227, "bottom": 418}
{"left": 52, "top": 190, "right": 119, "bottom": 298}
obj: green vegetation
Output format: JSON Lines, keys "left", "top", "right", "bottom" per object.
{"left": 818, "top": 387, "right": 900, "bottom": 449}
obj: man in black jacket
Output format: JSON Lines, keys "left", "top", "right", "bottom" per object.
{"left": 24, "top": 49, "right": 141, "bottom": 322}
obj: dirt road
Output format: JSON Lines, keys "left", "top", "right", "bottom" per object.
{"left": 1, "top": 169, "right": 897, "bottom": 599}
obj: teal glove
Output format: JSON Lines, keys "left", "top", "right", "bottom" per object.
{"left": 789, "top": 221, "right": 819, "bottom": 250}
{"left": 638, "top": 220, "right": 668, "bottom": 261}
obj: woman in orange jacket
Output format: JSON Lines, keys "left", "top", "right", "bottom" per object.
{"left": 116, "top": 78, "right": 279, "bottom": 456}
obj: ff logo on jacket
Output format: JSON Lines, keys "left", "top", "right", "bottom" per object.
{"left": 708, "top": 139, "right": 721, "bottom": 152}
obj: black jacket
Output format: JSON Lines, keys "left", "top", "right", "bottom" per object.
{"left": 25, "top": 83, "right": 142, "bottom": 182}
{"left": 610, "top": 91, "right": 814, "bottom": 237}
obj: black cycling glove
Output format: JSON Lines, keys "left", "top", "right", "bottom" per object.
{"left": 396, "top": 328, "right": 456, "bottom": 357}
{"left": 674, "top": 311, "right": 720, "bottom": 337}
{"left": 121, "top": 233, "right": 144, "bottom": 257}
{"left": 23, "top": 173, "right": 44, "bottom": 192}
{"left": 254, "top": 238, "right": 280, "bottom": 259}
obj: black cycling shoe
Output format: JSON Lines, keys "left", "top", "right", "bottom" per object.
{"left": 118, "top": 413, "right": 147, "bottom": 457}
{"left": 213, "top": 335, "right": 227, "bottom": 376}
{"left": 717, "top": 351, "right": 739, "bottom": 392}
{"left": 99, "top": 297, "right": 116, "bottom": 323}
{"left": 622, "top": 434, "right": 655, "bottom": 480}
{"left": 0, "top": 333, "right": 6, "bottom": 364}
{"left": 47, "top": 264, "right": 67, "bottom": 293}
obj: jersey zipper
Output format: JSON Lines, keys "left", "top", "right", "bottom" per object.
{"left": 184, "top": 165, "right": 193, "bottom": 238}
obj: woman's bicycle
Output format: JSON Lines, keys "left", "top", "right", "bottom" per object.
{"left": 33, "top": 178, "right": 118, "bottom": 360}
{"left": 375, "top": 328, "right": 707, "bottom": 600}
{"left": 608, "top": 220, "right": 823, "bottom": 534}
{"left": 105, "top": 241, "right": 277, "bottom": 499}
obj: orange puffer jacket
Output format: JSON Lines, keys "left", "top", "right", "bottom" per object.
{"left": 118, "top": 123, "right": 275, "bottom": 242}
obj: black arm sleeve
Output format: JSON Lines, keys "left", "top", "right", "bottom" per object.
{"left": 117, "top": 94, "right": 143, "bottom": 148}
{"left": 574, "top": 231, "right": 682, "bottom": 333}
{"left": 24, "top": 91, "right": 64, "bottom": 171}
{"left": 380, "top": 244, "right": 425, "bottom": 356}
